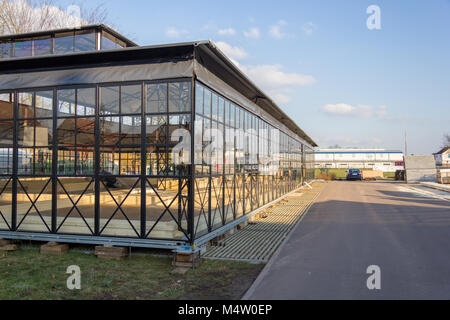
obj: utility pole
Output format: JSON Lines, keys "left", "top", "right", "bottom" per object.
{"left": 404, "top": 130, "right": 408, "bottom": 157}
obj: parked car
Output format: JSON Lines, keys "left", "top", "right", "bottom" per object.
{"left": 347, "top": 169, "right": 363, "bottom": 181}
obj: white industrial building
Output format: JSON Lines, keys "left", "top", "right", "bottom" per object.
{"left": 314, "top": 149, "right": 405, "bottom": 171}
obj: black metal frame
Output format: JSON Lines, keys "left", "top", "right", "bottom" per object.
{"left": 0, "top": 77, "right": 195, "bottom": 245}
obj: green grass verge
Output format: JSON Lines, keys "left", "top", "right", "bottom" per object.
{"left": 315, "top": 169, "right": 350, "bottom": 180}
{"left": 315, "top": 169, "right": 396, "bottom": 180}
{"left": 0, "top": 248, "right": 263, "bottom": 300}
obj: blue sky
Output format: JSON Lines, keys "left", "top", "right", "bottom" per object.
{"left": 64, "top": 0, "right": 449, "bottom": 154}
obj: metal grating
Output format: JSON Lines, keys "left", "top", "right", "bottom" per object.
{"left": 203, "top": 182, "right": 327, "bottom": 263}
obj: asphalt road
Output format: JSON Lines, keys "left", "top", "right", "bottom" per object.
{"left": 244, "top": 181, "right": 450, "bottom": 300}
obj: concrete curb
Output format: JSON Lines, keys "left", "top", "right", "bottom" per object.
{"left": 420, "top": 182, "right": 450, "bottom": 194}
{"left": 241, "top": 183, "right": 327, "bottom": 300}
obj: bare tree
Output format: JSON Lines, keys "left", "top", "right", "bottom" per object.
{"left": 0, "top": 0, "right": 108, "bottom": 35}
{"left": 444, "top": 134, "right": 450, "bottom": 148}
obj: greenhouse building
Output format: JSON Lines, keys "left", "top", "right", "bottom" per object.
{"left": 0, "top": 25, "right": 317, "bottom": 249}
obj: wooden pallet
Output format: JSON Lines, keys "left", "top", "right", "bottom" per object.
{"left": 95, "top": 245, "right": 129, "bottom": 260}
{"left": 40, "top": 242, "right": 69, "bottom": 256}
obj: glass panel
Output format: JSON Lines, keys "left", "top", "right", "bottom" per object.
{"left": 0, "top": 121, "right": 14, "bottom": 147}
{"left": 57, "top": 148, "right": 76, "bottom": 175}
{"left": 0, "top": 177, "right": 12, "bottom": 230}
{"left": 168, "top": 114, "right": 190, "bottom": 139}
{"left": 100, "top": 86, "right": 120, "bottom": 115}
{"left": 121, "top": 85, "right": 141, "bottom": 114}
{"left": 18, "top": 149, "right": 32, "bottom": 175}
{"left": 13, "top": 41, "right": 32, "bottom": 57}
{"left": 146, "top": 116, "right": 167, "bottom": 145}
{"left": 77, "top": 88, "right": 96, "bottom": 116}
{"left": 100, "top": 117, "right": 120, "bottom": 146}
{"left": 211, "top": 176, "right": 224, "bottom": 231}
{"left": 17, "top": 119, "right": 52, "bottom": 148}
{"left": 16, "top": 178, "right": 52, "bottom": 232}
{"left": 35, "top": 91, "right": 53, "bottom": 118}
{"left": 0, "top": 93, "right": 14, "bottom": 119}
{"left": 101, "top": 35, "right": 119, "bottom": 50}
{"left": 18, "top": 92, "right": 33, "bottom": 119}
{"left": 195, "top": 83, "right": 203, "bottom": 115}
{"left": 203, "top": 88, "right": 211, "bottom": 118}
{"left": 58, "top": 147, "right": 95, "bottom": 176}
{"left": 218, "top": 97, "right": 224, "bottom": 123}
{"left": 99, "top": 176, "right": 141, "bottom": 237}
{"left": 101, "top": 32, "right": 125, "bottom": 50}
{"left": 121, "top": 116, "right": 141, "bottom": 145}
{"left": 35, "top": 119, "right": 53, "bottom": 146}
{"left": 119, "top": 147, "right": 141, "bottom": 175}
{"left": 76, "top": 118, "right": 95, "bottom": 146}
{"left": 75, "top": 32, "right": 96, "bottom": 52}
{"left": 56, "top": 177, "right": 95, "bottom": 235}
{"left": 57, "top": 89, "right": 76, "bottom": 117}
{"left": 146, "top": 83, "right": 167, "bottom": 114}
{"left": 57, "top": 118, "right": 76, "bottom": 146}
{"left": 194, "top": 177, "right": 210, "bottom": 238}
{"left": 54, "top": 35, "right": 74, "bottom": 54}
{"left": 77, "top": 148, "right": 95, "bottom": 175}
{"left": 100, "top": 147, "right": 119, "bottom": 175}
{"left": 0, "top": 42, "right": 11, "bottom": 59}
{"left": 169, "top": 82, "right": 191, "bottom": 113}
{"left": 211, "top": 93, "right": 218, "bottom": 121}
{"left": 146, "top": 178, "right": 188, "bottom": 240}
{"left": 33, "top": 148, "right": 53, "bottom": 175}
{"left": 18, "top": 148, "right": 52, "bottom": 175}
{"left": 224, "top": 175, "right": 234, "bottom": 223}
{"left": 34, "top": 38, "right": 52, "bottom": 56}
{"left": 0, "top": 149, "right": 13, "bottom": 175}
{"left": 18, "top": 120, "right": 35, "bottom": 147}
{"left": 146, "top": 146, "right": 166, "bottom": 176}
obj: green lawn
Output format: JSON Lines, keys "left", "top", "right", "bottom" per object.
{"left": 0, "top": 247, "right": 263, "bottom": 300}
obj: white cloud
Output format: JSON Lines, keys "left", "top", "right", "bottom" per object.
{"left": 239, "top": 64, "right": 316, "bottom": 104}
{"left": 269, "top": 20, "right": 288, "bottom": 39}
{"left": 216, "top": 41, "right": 249, "bottom": 60}
{"left": 215, "top": 41, "right": 315, "bottom": 105}
{"left": 165, "top": 27, "right": 188, "bottom": 38}
{"left": 302, "top": 22, "right": 316, "bottom": 36}
{"left": 218, "top": 28, "right": 236, "bottom": 36}
{"left": 240, "top": 64, "right": 316, "bottom": 88}
{"left": 243, "top": 27, "right": 260, "bottom": 39}
{"left": 321, "top": 104, "right": 389, "bottom": 118}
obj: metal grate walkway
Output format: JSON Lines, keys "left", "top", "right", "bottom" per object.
{"left": 203, "top": 182, "right": 327, "bottom": 263}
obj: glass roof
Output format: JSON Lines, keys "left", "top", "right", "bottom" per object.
{"left": 0, "top": 25, "right": 137, "bottom": 60}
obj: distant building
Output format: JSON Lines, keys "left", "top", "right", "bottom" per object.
{"left": 314, "top": 149, "right": 404, "bottom": 171}
{"left": 434, "top": 147, "right": 450, "bottom": 167}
